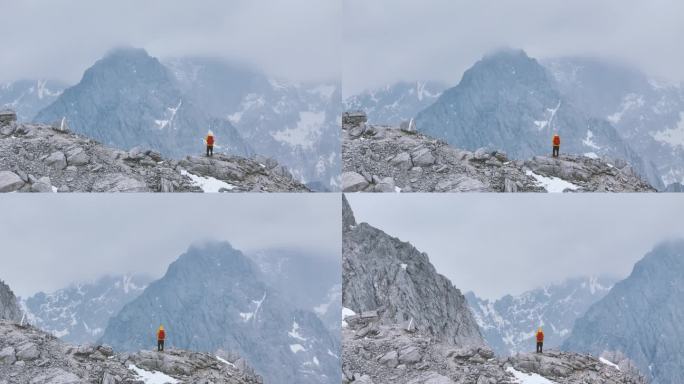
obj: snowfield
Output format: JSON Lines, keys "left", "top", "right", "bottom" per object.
{"left": 506, "top": 366, "right": 557, "bottom": 383}
{"left": 179, "top": 169, "right": 235, "bottom": 192}
{"left": 525, "top": 170, "right": 579, "bottom": 193}
{"left": 129, "top": 364, "right": 179, "bottom": 384}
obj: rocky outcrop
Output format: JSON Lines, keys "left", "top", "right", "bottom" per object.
{"left": 342, "top": 317, "right": 646, "bottom": 384}
{"left": 564, "top": 240, "right": 684, "bottom": 384}
{"left": 343, "top": 121, "right": 655, "bottom": 192}
{"left": 0, "top": 281, "right": 21, "bottom": 323}
{"left": 342, "top": 196, "right": 484, "bottom": 346}
{"left": 0, "top": 122, "right": 309, "bottom": 192}
{"left": 0, "top": 110, "right": 16, "bottom": 126}
{"left": 0, "top": 320, "right": 262, "bottom": 383}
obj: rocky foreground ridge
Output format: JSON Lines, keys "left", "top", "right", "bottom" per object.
{"left": 342, "top": 114, "right": 655, "bottom": 192}
{"left": 0, "top": 320, "right": 263, "bottom": 384}
{"left": 0, "top": 117, "right": 308, "bottom": 192}
{"left": 342, "top": 317, "right": 646, "bottom": 384}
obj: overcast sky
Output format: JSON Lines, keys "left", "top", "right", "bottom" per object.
{"left": 0, "top": 194, "right": 340, "bottom": 298}
{"left": 346, "top": 194, "right": 684, "bottom": 300}
{"left": 343, "top": 0, "right": 684, "bottom": 95}
{"left": 0, "top": 0, "right": 340, "bottom": 84}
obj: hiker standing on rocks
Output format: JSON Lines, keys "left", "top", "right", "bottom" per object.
{"left": 157, "top": 325, "right": 166, "bottom": 352}
{"left": 552, "top": 134, "right": 560, "bottom": 158}
{"left": 536, "top": 327, "right": 544, "bottom": 353}
{"left": 205, "top": 130, "right": 215, "bottom": 157}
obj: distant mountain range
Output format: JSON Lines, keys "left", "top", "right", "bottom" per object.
{"left": 21, "top": 274, "right": 151, "bottom": 344}
{"left": 466, "top": 276, "right": 616, "bottom": 356}
{"left": 2, "top": 47, "right": 340, "bottom": 191}
{"left": 345, "top": 49, "right": 684, "bottom": 190}
{"left": 0, "top": 79, "right": 66, "bottom": 122}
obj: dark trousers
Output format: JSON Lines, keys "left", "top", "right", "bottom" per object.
{"left": 206, "top": 145, "right": 213, "bottom": 157}
{"left": 536, "top": 342, "right": 543, "bottom": 353}
{"left": 552, "top": 146, "right": 559, "bottom": 157}
{"left": 157, "top": 340, "right": 164, "bottom": 351}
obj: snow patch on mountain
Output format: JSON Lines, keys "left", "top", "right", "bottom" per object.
{"left": 271, "top": 111, "right": 325, "bottom": 150}
{"left": 651, "top": 112, "right": 684, "bottom": 149}
{"left": 525, "top": 170, "right": 579, "bottom": 192}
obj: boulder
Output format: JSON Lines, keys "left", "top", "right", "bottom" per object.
{"left": 0, "top": 171, "right": 25, "bottom": 192}
{"left": 342, "top": 171, "right": 369, "bottom": 192}
{"left": 45, "top": 151, "right": 67, "bottom": 170}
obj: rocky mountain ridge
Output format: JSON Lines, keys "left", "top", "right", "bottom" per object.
{"left": 342, "top": 119, "right": 655, "bottom": 192}
{"left": 564, "top": 240, "right": 684, "bottom": 384}
{"left": 0, "top": 320, "right": 263, "bottom": 383}
{"left": 466, "top": 276, "right": 616, "bottom": 356}
{"left": 22, "top": 274, "right": 151, "bottom": 344}
{"left": 341, "top": 197, "right": 646, "bottom": 383}
{"left": 0, "top": 119, "right": 309, "bottom": 192}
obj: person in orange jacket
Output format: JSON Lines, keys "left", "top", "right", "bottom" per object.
{"left": 552, "top": 134, "right": 560, "bottom": 158}
{"left": 157, "top": 325, "right": 166, "bottom": 352}
{"left": 205, "top": 130, "right": 215, "bottom": 157}
{"left": 536, "top": 327, "right": 544, "bottom": 353}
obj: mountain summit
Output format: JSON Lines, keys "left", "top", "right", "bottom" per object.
{"left": 34, "top": 48, "right": 251, "bottom": 159}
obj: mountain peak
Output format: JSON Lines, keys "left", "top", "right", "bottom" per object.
{"left": 0, "top": 280, "right": 22, "bottom": 322}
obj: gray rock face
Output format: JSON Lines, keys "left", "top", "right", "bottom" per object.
{"left": 249, "top": 249, "right": 342, "bottom": 334}
{"left": 100, "top": 242, "right": 340, "bottom": 384}
{"left": 564, "top": 240, "right": 684, "bottom": 384}
{"left": 0, "top": 123, "right": 309, "bottom": 192}
{"left": 344, "top": 82, "right": 447, "bottom": 125}
{"left": 466, "top": 276, "right": 616, "bottom": 356}
{"left": 0, "top": 281, "right": 21, "bottom": 323}
{"left": 343, "top": 122, "right": 654, "bottom": 192}
{"left": 22, "top": 274, "right": 151, "bottom": 345}
{"left": 342, "top": 198, "right": 484, "bottom": 346}
{"left": 34, "top": 48, "right": 252, "bottom": 160}
{"left": 0, "top": 320, "right": 262, "bottom": 383}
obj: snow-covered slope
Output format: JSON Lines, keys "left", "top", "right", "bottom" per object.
{"left": 0, "top": 79, "right": 67, "bottom": 122}
{"left": 21, "top": 274, "right": 151, "bottom": 344}
{"left": 165, "top": 57, "right": 341, "bottom": 191}
{"left": 544, "top": 57, "right": 684, "bottom": 189}
{"left": 344, "top": 81, "right": 446, "bottom": 125}
{"left": 466, "top": 276, "right": 616, "bottom": 356}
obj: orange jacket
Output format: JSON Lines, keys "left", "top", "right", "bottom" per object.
{"left": 552, "top": 135, "right": 560, "bottom": 146}
{"left": 536, "top": 331, "right": 544, "bottom": 342}
{"left": 157, "top": 329, "right": 165, "bottom": 341}
{"left": 206, "top": 135, "right": 214, "bottom": 146}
